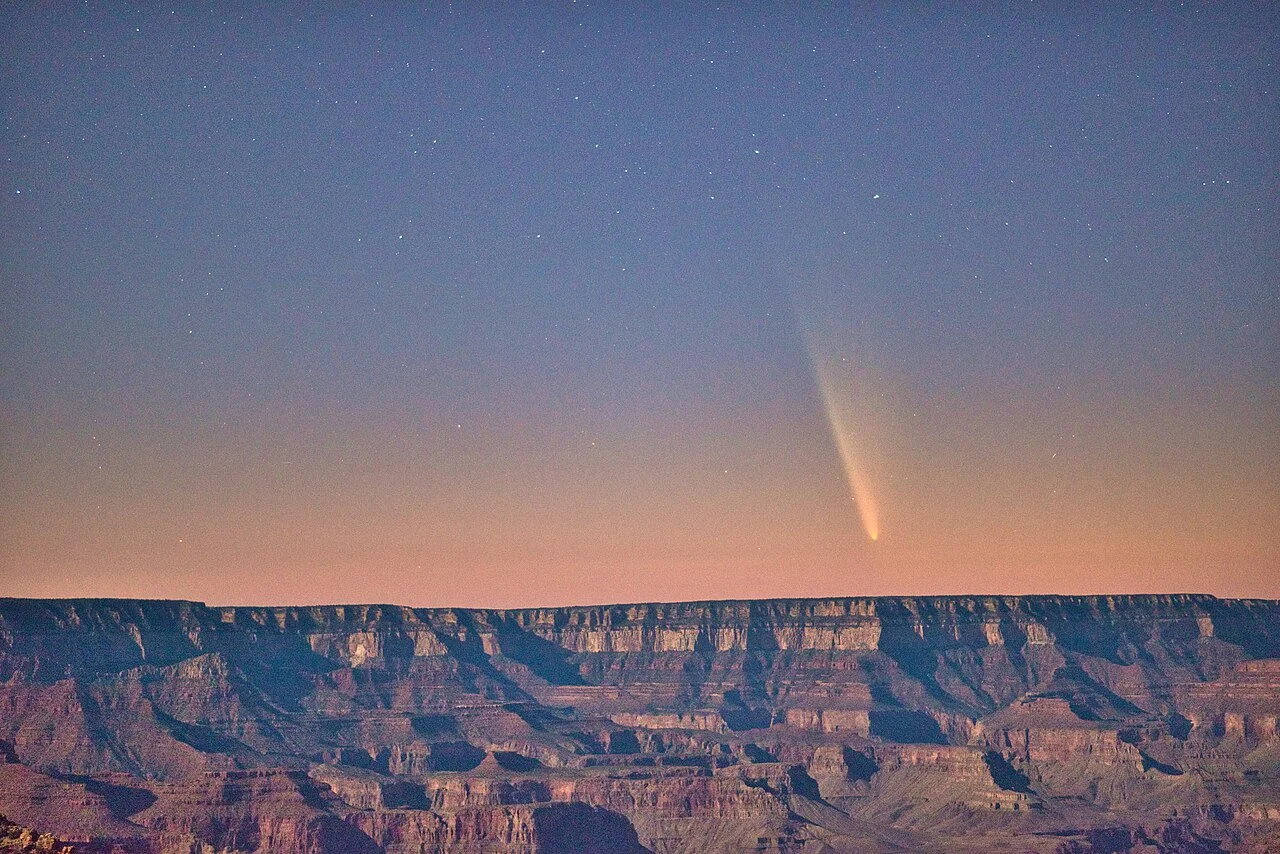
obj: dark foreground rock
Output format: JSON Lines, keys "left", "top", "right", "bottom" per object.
{"left": 0, "top": 594, "right": 1277, "bottom": 852}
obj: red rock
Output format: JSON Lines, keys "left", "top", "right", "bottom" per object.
{"left": 0, "top": 595, "right": 1277, "bottom": 852}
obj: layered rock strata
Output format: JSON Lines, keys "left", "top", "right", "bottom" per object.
{"left": 0, "top": 595, "right": 1277, "bottom": 852}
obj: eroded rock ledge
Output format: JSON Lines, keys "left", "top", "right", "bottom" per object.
{"left": 0, "top": 594, "right": 1277, "bottom": 853}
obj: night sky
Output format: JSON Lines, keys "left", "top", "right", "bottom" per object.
{"left": 2, "top": 5, "right": 1277, "bottom": 606}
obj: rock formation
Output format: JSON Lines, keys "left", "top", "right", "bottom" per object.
{"left": 0, "top": 595, "right": 1277, "bottom": 852}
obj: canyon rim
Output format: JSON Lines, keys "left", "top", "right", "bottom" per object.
{"left": 0, "top": 595, "right": 1278, "bottom": 853}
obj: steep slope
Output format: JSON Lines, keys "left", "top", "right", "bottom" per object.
{"left": 0, "top": 595, "right": 1277, "bottom": 853}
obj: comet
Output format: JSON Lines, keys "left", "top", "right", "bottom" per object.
{"left": 804, "top": 334, "right": 881, "bottom": 542}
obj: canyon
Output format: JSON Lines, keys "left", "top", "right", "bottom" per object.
{"left": 0, "top": 595, "right": 1277, "bottom": 852}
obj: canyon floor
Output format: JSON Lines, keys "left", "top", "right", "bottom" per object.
{"left": 0, "top": 595, "right": 1278, "bottom": 853}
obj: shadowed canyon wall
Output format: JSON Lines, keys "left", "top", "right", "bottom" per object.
{"left": 1, "top": 595, "right": 1278, "bottom": 852}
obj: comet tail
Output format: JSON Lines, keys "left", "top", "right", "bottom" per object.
{"left": 806, "top": 340, "right": 880, "bottom": 541}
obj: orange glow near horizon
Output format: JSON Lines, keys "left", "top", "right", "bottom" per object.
{"left": 1, "top": 373, "right": 1277, "bottom": 606}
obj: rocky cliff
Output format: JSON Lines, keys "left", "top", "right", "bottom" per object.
{"left": 0, "top": 595, "right": 1277, "bottom": 852}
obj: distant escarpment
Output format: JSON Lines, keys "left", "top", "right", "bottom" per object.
{"left": 1, "top": 594, "right": 1278, "bottom": 853}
